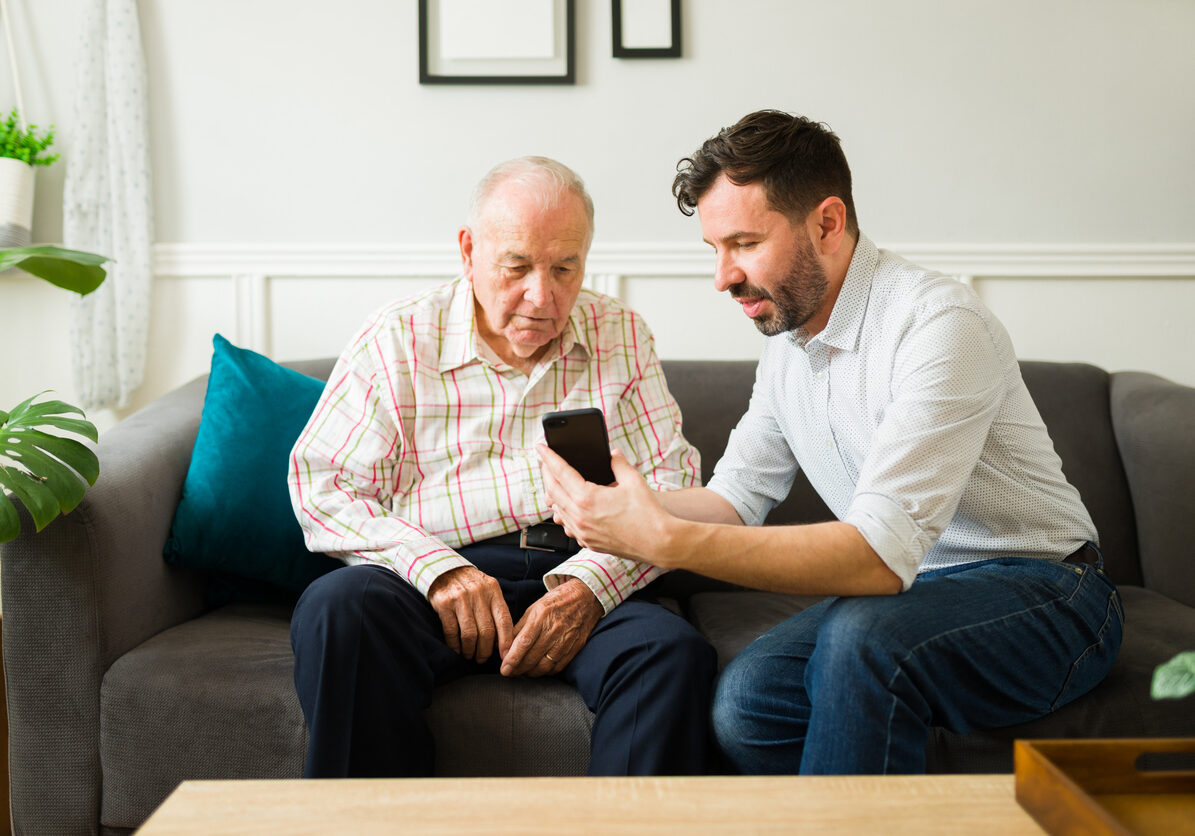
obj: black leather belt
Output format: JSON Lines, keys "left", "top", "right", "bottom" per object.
{"left": 480, "top": 523, "right": 580, "bottom": 554}
{"left": 1063, "top": 542, "right": 1100, "bottom": 568}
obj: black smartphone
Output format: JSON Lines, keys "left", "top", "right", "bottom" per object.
{"left": 542, "top": 408, "right": 616, "bottom": 485}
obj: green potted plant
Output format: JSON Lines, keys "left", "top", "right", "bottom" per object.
{"left": 1, "top": 246, "right": 110, "bottom": 544}
{"left": 0, "top": 108, "right": 59, "bottom": 248}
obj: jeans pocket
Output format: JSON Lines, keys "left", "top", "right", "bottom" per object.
{"left": 1051, "top": 591, "right": 1124, "bottom": 711}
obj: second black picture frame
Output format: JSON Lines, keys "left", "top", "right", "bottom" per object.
{"left": 612, "top": 0, "right": 681, "bottom": 59}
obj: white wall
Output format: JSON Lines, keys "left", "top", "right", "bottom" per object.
{"left": 3, "top": 0, "right": 1194, "bottom": 433}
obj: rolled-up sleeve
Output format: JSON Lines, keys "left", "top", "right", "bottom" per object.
{"left": 844, "top": 304, "right": 1006, "bottom": 588}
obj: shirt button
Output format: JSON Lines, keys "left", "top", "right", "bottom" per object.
{"left": 815, "top": 370, "right": 828, "bottom": 383}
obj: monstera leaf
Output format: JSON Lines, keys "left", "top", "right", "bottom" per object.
{"left": 0, "top": 393, "right": 99, "bottom": 544}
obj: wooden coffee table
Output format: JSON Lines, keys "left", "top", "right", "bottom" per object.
{"left": 136, "top": 774, "right": 1044, "bottom": 834}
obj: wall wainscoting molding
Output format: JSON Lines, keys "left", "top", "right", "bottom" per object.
{"left": 149, "top": 241, "right": 1195, "bottom": 364}
{"left": 153, "top": 241, "right": 1195, "bottom": 282}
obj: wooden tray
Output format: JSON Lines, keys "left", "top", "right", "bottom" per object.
{"left": 1015, "top": 738, "right": 1195, "bottom": 835}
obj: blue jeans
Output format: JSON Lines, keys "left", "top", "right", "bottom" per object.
{"left": 712, "top": 552, "right": 1124, "bottom": 774}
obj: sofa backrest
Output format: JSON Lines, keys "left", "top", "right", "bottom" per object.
{"left": 662, "top": 359, "right": 1144, "bottom": 587}
{"left": 1110, "top": 371, "right": 1195, "bottom": 606}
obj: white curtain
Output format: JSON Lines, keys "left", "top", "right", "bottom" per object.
{"left": 63, "top": 0, "right": 153, "bottom": 411}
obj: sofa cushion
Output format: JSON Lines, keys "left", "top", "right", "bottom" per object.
{"left": 99, "top": 604, "right": 308, "bottom": 830}
{"left": 163, "top": 334, "right": 341, "bottom": 596}
{"left": 687, "top": 590, "right": 825, "bottom": 670}
{"left": 99, "top": 602, "right": 595, "bottom": 828}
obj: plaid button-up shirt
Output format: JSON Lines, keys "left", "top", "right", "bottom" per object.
{"left": 289, "top": 276, "right": 701, "bottom": 613}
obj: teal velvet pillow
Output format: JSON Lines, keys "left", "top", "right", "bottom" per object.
{"left": 164, "top": 334, "right": 341, "bottom": 594}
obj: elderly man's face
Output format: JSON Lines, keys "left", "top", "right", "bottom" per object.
{"left": 461, "top": 181, "right": 591, "bottom": 369}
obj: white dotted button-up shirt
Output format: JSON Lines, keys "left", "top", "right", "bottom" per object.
{"left": 707, "top": 234, "right": 1095, "bottom": 589}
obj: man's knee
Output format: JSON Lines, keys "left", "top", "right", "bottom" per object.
{"left": 291, "top": 565, "right": 404, "bottom": 649}
{"left": 812, "top": 597, "right": 907, "bottom": 666}
{"left": 584, "top": 601, "right": 717, "bottom": 700}
{"left": 629, "top": 604, "right": 717, "bottom": 680}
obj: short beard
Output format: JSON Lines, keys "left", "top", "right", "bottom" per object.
{"left": 731, "top": 234, "right": 829, "bottom": 336}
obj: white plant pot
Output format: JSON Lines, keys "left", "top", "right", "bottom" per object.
{"left": 0, "top": 156, "right": 35, "bottom": 248}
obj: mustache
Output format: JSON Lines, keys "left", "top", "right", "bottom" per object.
{"left": 729, "top": 283, "right": 772, "bottom": 302}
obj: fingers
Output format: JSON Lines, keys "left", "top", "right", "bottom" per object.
{"left": 609, "top": 448, "right": 638, "bottom": 483}
{"left": 492, "top": 594, "right": 515, "bottom": 658}
{"left": 500, "top": 613, "right": 536, "bottom": 676}
{"left": 434, "top": 604, "right": 462, "bottom": 656}
{"left": 536, "top": 442, "right": 587, "bottom": 498}
{"left": 428, "top": 566, "right": 506, "bottom": 663}
{"left": 501, "top": 580, "right": 601, "bottom": 678}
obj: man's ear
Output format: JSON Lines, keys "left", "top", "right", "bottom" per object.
{"left": 809, "top": 197, "right": 848, "bottom": 256}
{"left": 458, "top": 226, "right": 475, "bottom": 275}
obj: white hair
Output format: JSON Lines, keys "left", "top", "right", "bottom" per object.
{"left": 468, "top": 156, "right": 595, "bottom": 237}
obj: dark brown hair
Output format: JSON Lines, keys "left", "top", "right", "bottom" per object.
{"left": 673, "top": 110, "right": 859, "bottom": 236}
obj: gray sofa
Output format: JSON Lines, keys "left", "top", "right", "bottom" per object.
{"left": 3, "top": 358, "right": 1194, "bottom": 835}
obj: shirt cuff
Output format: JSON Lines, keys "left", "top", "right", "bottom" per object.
{"left": 545, "top": 549, "right": 664, "bottom": 615}
{"left": 842, "top": 493, "right": 933, "bottom": 590}
{"left": 359, "top": 536, "right": 473, "bottom": 599}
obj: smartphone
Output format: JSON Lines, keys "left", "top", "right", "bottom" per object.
{"left": 542, "top": 408, "right": 616, "bottom": 485}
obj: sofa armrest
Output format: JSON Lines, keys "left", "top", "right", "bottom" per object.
{"left": 1110, "top": 370, "right": 1195, "bottom": 608}
{"left": 1, "top": 376, "right": 210, "bottom": 834}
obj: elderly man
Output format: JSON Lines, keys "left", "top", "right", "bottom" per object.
{"left": 288, "top": 156, "right": 715, "bottom": 778}
{"left": 540, "top": 112, "right": 1122, "bottom": 775}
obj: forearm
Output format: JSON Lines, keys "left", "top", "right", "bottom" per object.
{"left": 656, "top": 486, "right": 746, "bottom": 525}
{"left": 295, "top": 486, "right": 470, "bottom": 595}
{"left": 656, "top": 517, "right": 903, "bottom": 597}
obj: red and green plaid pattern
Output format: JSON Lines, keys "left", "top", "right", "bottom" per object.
{"left": 289, "top": 277, "right": 701, "bottom": 613}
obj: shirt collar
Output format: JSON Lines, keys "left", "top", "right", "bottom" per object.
{"left": 440, "top": 275, "right": 479, "bottom": 372}
{"left": 790, "top": 232, "right": 877, "bottom": 354}
{"left": 439, "top": 275, "right": 591, "bottom": 372}
{"left": 557, "top": 301, "right": 591, "bottom": 362}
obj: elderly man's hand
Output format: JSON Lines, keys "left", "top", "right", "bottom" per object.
{"left": 537, "top": 444, "right": 671, "bottom": 564}
{"left": 428, "top": 566, "right": 515, "bottom": 663}
{"left": 500, "top": 578, "right": 603, "bottom": 677}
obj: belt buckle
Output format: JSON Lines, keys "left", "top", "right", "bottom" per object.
{"left": 519, "top": 528, "right": 556, "bottom": 552}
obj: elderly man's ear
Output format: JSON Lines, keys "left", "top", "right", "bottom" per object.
{"left": 458, "top": 226, "right": 475, "bottom": 274}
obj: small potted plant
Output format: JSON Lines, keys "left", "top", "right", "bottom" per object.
{"left": 0, "top": 107, "right": 60, "bottom": 248}
{"left": 1, "top": 246, "right": 109, "bottom": 544}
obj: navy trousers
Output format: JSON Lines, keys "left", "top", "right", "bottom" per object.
{"left": 290, "top": 543, "right": 717, "bottom": 777}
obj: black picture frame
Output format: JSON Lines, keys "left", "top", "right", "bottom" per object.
{"left": 612, "top": 0, "right": 681, "bottom": 59}
{"left": 419, "top": 0, "right": 576, "bottom": 85}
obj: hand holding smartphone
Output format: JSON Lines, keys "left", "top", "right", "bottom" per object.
{"left": 542, "top": 408, "right": 616, "bottom": 485}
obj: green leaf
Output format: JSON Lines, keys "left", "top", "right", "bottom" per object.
{"left": 1151, "top": 652, "right": 1195, "bottom": 700}
{"left": 0, "top": 490, "right": 21, "bottom": 543}
{"left": 0, "top": 246, "right": 110, "bottom": 296}
{"left": 0, "top": 393, "right": 100, "bottom": 544}
{"left": 0, "top": 465, "right": 60, "bottom": 531}
{"left": 5, "top": 430, "right": 100, "bottom": 486}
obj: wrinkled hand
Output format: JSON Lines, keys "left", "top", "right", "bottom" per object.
{"left": 537, "top": 444, "right": 667, "bottom": 563}
{"left": 500, "top": 578, "right": 603, "bottom": 677}
{"left": 428, "top": 566, "right": 514, "bottom": 663}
